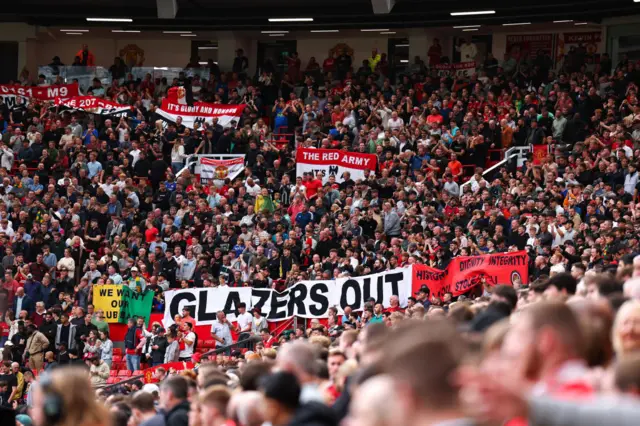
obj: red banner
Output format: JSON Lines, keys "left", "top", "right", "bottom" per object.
{"left": 506, "top": 34, "right": 554, "bottom": 61}
{"left": 532, "top": 145, "right": 549, "bottom": 165}
{"left": 55, "top": 96, "right": 132, "bottom": 115}
{"left": 0, "top": 83, "right": 79, "bottom": 101}
{"left": 159, "top": 100, "right": 246, "bottom": 117}
{"left": 143, "top": 361, "right": 195, "bottom": 383}
{"left": 412, "top": 251, "right": 529, "bottom": 297}
{"left": 434, "top": 62, "right": 476, "bottom": 78}
{"left": 563, "top": 32, "right": 602, "bottom": 44}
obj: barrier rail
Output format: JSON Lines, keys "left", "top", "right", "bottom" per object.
{"left": 458, "top": 146, "right": 531, "bottom": 195}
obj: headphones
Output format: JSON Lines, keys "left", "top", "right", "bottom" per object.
{"left": 39, "top": 374, "right": 63, "bottom": 425}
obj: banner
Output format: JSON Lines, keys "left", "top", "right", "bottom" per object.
{"left": 556, "top": 31, "right": 603, "bottom": 67}
{"left": 119, "top": 287, "right": 155, "bottom": 325}
{"left": 506, "top": 34, "right": 554, "bottom": 62}
{"left": 156, "top": 100, "right": 245, "bottom": 129}
{"left": 143, "top": 362, "right": 195, "bottom": 383}
{"left": 163, "top": 267, "right": 412, "bottom": 326}
{"left": 532, "top": 145, "right": 549, "bottom": 165}
{"left": 93, "top": 285, "right": 124, "bottom": 323}
{"left": 195, "top": 156, "right": 246, "bottom": 185}
{"left": 0, "top": 83, "right": 79, "bottom": 101}
{"left": 412, "top": 251, "right": 529, "bottom": 297}
{"left": 166, "top": 86, "right": 187, "bottom": 105}
{"left": 295, "top": 148, "right": 377, "bottom": 183}
{"left": 434, "top": 62, "right": 476, "bottom": 79}
{"left": 54, "top": 96, "right": 131, "bottom": 116}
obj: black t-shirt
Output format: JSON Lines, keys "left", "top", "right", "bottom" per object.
{"left": 59, "top": 324, "right": 70, "bottom": 346}
{"left": 0, "top": 373, "right": 16, "bottom": 401}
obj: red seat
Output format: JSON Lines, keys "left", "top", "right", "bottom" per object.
{"left": 202, "top": 340, "right": 216, "bottom": 348}
{"left": 110, "top": 370, "right": 118, "bottom": 376}
{"left": 118, "top": 370, "right": 132, "bottom": 377}
{"left": 132, "top": 370, "right": 144, "bottom": 376}
{"left": 112, "top": 355, "right": 122, "bottom": 363}
{"left": 107, "top": 377, "right": 118, "bottom": 384}
{"left": 113, "top": 348, "right": 123, "bottom": 355}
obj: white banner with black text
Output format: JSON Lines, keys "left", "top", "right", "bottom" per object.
{"left": 162, "top": 267, "right": 411, "bottom": 326}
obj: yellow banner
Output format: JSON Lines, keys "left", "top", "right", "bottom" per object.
{"left": 92, "top": 284, "right": 124, "bottom": 323}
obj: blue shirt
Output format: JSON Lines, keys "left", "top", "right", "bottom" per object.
{"left": 295, "top": 211, "right": 313, "bottom": 228}
{"left": 274, "top": 107, "right": 288, "bottom": 130}
{"left": 87, "top": 161, "right": 102, "bottom": 178}
{"left": 82, "top": 128, "right": 98, "bottom": 145}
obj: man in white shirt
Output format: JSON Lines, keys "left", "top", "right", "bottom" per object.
{"left": 235, "top": 303, "right": 253, "bottom": 347}
{"left": 387, "top": 111, "right": 404, "bottom": 131}
{"left": 178, "top": 322, "right": 196, "bottom": 361}
{"left": 244, "top": 178, "right": 261, "bottom": 197}
{"left": 129, "top": 141, "right": 141, "bottom": 167}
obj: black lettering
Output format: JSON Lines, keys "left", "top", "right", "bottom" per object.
{"left": 287, "top": 284, "right": 307, "bottom": 317}
{"left": 309, "top": 283, "right": 330, "bottom": 316}
{"left": 198, "top": 290, "right": 218, "bottom": 322}
{"left": 169, "top": 292, "right": 197, "bottom": 319}
{"left": 340, "top": 279, "right": 361, "bottom": 311}
{"left": 362, "top": 277, "right": 384, "bottom": 305}
{"left": 269, "top": 290, "right": 290, "bottom": 320}
{"left": 117, "top": 288, "right": 123, "bottom": 297}
{"left": 110, "top": 300, "right": 118, "bottom": 308}
{"left": 384, "top": 271, "right": 403, "bottom": 297}
{"left": 222, "top": 291, "right": 242, "bottom": 318}
{"left": 251, "top": 289, "right": 271, "bottom": 311}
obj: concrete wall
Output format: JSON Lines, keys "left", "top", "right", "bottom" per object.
{"left": 34, "top": 38, "right": 192, "bottom": 68}
{"left": 296, "top": 36, "right": 391, "bottom": 68}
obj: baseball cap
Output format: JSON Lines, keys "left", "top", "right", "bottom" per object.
{"left": 131, "top": 266, "right": 139, "bottom": 272}
{"left": 415, "top": 285, "right": 430, "bottom": 295}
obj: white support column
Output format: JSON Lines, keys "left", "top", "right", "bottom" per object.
{"left": 409, "top": 33, "right": 428, "bottom": 63}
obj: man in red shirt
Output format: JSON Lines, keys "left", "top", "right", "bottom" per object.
{"left": 2, "top": 270, "right": 20, "bottom": 307}
{"left": 124, "top": 317, "right": 144, "bottom": 372}
{"left": 323, "top": 50, "right": 336, "bottom": 74}
{"left": 261, "top": 328, "right": 276, "bottom": 348}
{"left": 304, "top": 172, "right": 323, "bottom": 200}
{"left": 385, "top": 295, "right": 404, "bottom": 313}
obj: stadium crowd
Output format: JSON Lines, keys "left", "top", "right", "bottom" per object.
{"left": 0, "top": 43, "right": 639, "bottom": 426}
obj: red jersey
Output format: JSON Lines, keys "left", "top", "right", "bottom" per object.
{"left": 323, "top": 58, "right": 336, "bottom": 73}
{"left": 0, "top": 322, "right": 9, "bottom": 338}
{"left": 305, "top": 179, "right": 323, "bottom": 199}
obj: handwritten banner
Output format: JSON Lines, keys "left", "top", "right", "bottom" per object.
{"left": 93, "top": 285, "right": 124, "bottom": 323}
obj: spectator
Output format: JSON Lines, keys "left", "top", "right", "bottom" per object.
{"left": 160, "top": 376, "right": 190, "bottom": 426}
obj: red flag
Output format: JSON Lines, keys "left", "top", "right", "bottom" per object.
{"left": 532, "top": 145, "right": 548, "bottom": 165}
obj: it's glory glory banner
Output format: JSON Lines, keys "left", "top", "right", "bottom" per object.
{"left": 157, "top": 100, "right": 245, "bottom": 129}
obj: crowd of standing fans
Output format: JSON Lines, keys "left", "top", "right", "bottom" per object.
{"left": 0, "top": 44, "right": 639, "bottom": 425}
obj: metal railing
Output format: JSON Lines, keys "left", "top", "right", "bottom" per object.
{"left": 97, "top": 317, "right": 295, "bottom": 391}
{"left": 458, "top": 146, "right": 531, "bottom": 196}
